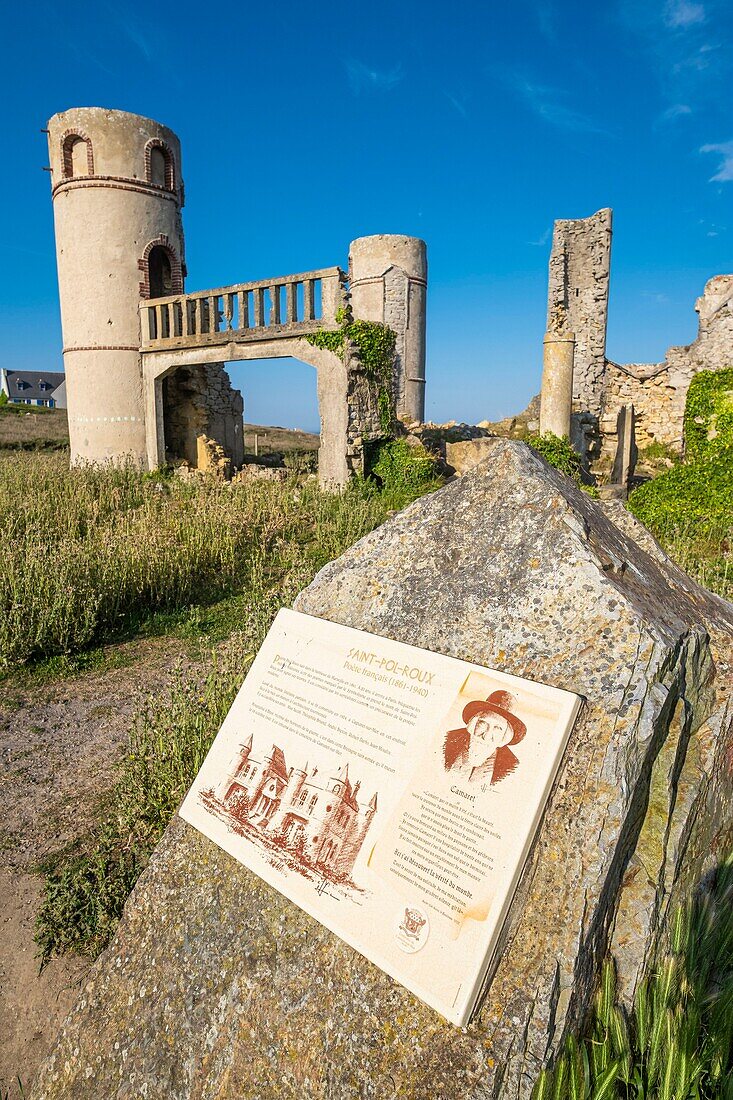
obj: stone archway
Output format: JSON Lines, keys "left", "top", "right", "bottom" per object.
{"left": 142, "top": 337, "right": 352, "bottom": 486}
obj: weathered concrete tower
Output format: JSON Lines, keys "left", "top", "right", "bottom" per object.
{"left": 47, "top": 107, "right": 185, "bottom": 466}
{"left": 348, "top": 235, "right": 427, "bottom": 422}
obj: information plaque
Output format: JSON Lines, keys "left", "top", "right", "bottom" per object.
{"left": 180, "top": 608, "right": 582, "bottom": 1025}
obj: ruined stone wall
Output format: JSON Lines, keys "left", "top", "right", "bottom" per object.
{"left": 547, "top": 209, "right": 612, "bottom": 423}
{"left": 600, "top": 274, "right": 733, "bottom": 459}
{"left": 163, "top": 364, "right": 244, "bottom": 470}
{"left": 343, "top": 340, "right": 391, "bottom": 477}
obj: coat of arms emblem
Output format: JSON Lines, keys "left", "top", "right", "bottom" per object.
{"left": 401, "top": 907, "right": 427, "bottom": 938}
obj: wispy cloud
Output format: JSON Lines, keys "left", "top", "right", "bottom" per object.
{"left": 528, "top": 226, "right": 552, "bottom": 247}
{"left": 700, "top": 140, "right": 733, "bottom": 181}
{"left": 536, "top": 2, "right": 557, "bottom": 42}
{"left": 617, "top": 0, "right": 727, "bottom": 114}
{"left": 503, "top": 73, "right": 609, "bottom": 135}
{"left": 659, "top": 102, "right": 693, "bottom": 121}
{"left": 345, "top": 59, "right": 404, "bottom": 95}
{"left": 444, "top": 91, "right": 468, "bottom": 117}
{"left": 643, "top": 291, "right": 671, "bottom": 304}
{"left": 663, "top": 0, "right": 705, "bottom": 28}
{"left": 105, "top": 3, "right": 152, "bottom": 61}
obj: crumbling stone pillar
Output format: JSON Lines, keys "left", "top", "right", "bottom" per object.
{"left": 610, "top": 404, "right": 637, "bottom": 490}
{"left": 348, "top": 235, "right": 427, "bottom": 423}
{"left": 540, "top": 331, "right": 575, "bottom": 439}
{"left": 546, "top": 209, "right": 612, "bottom": 459}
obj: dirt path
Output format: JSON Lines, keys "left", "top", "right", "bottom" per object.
{"left": 0, "top": 637, "right": 188, "bottom": 1098}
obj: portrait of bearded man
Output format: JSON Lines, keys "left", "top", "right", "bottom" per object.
{"left": 444, "top": 689, "right": 526, "bottom": 785}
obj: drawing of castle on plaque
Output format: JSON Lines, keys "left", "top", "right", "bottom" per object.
{"left": 198, "top": 732, "right": 378, "bottom": 892}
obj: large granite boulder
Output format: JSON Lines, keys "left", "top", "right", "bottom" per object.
{"left": 33, "top": 439, "right": 732, "bottom": 1100}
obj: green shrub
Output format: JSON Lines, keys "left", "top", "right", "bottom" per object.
{"left": 683, "top": 367, "right": 733, "bottom": 463}
{"left": 532, "top": 861, "right": 733, "bottom": 1100}
{"left": 526, "top": 432, "right": 598, "bottom": 496}
{"left": 628, "top": 446, "right": 733, "bottom": 538}
{"left": 639, "top": 440, "right": 680, "bottom": 465}
{"left": 0, "top": 391, "right": 8, "bottom": 407}
{"left": 370, "top": 439, "right": 441, "bottom": 497}
{"left": 283, "top": 448, "right": 318, "bottom": 474}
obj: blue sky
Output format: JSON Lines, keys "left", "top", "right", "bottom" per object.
{"left": 1, "top": 0, "right": 730, "bottom": 432}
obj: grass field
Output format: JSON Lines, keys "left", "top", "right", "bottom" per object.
{"left": 0, "top": 403, "right": 319, "bottom": 457}
{"left": 0, "top": 450, "right": 438, "bottom": 673}
{"left": 12, "top": 445, "right": 440, "bottom": 961}
{"left": 0, "top": 404, "right": 69, "bottom": 451}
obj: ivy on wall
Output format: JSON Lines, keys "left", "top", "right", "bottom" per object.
{"left": 683, "top": 367, "right": 733, "bottom": 462}
{"left": 629, "top": 366, "right": 733, "bottom": 547}
{"left": 307, "top": 308, "right": 397, "bottom": 434}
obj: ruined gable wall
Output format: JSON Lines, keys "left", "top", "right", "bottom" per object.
{"left": 599, "top": 275, "right": 733, "bottom": 458}
{"left": 547, "top": 209, "right": 612, "bottom": 419}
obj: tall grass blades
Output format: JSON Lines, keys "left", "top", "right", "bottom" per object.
{"left": 31, "top": 462, "right": 439, "bottom": 960}
{"left": 0, "top": 453, "right": 433, "bottom": 670}
{"left": 531, "top": 861, "right": 733, "bottom": 1100}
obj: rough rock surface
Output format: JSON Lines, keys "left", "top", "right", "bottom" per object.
{"left": 33, "top": 440, "right": 732, "bottom": 1100}
{"left": 446, "top": 438, "right": 501, "bottom": 475}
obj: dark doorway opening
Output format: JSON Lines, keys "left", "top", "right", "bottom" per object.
{"left": 162, "top": 367, "right": 206, "bottom": 467}
{"left": 161, "top": 364, "right": 245, "bottom": 472}
{"left": 148, "top": 246, "right": 173, "bottom": 299}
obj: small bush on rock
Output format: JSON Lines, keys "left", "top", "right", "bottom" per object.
{"left": 526, "top": 433, "right": 598, "bottom": 497}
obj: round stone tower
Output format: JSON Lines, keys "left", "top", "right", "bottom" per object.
{"left": 47, "top": 107, "right": 185, "bottom": 466}
{"left": 349, "top": 235, "right": 427, "bottom": 423}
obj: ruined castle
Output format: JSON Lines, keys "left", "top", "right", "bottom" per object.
{"left": 46, "top": 107, "right": 427, "bottom": 487}
{"left": 220, "top": 733, "right": 377, "bottom": 878}
{"left": 47, "top": 110, "right": 729, "bottom": 482}
{"left": 540, "top": 208, "right": 733, "bottom": 464}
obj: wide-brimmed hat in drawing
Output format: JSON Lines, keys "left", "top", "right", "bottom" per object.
{"left": 461, "top": 690, "right": 526, "bottom": 746}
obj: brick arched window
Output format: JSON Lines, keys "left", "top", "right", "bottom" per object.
{"left": 61, "top": 131, "right": 94, "bottom": 178}
{"left": 144, "top": 139, "right": 175, "bottom": 192}
{"left": 138, "top": 236, "right": 183, "bottom": 299}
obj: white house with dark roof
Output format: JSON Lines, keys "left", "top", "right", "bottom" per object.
{"left": 1, "top": 369, "right": 66, "bottom": 408}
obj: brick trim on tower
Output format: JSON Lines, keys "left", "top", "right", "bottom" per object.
{"left": 63, "top": 344, "right": 141, "bottom": 353}
{"left": 144, "top": 138, "right": 176, "bottom": 193}
{"left": 138, "top": 236, "right": 184, "bottom": 299}
{"left": 51, "top": 176, "right": 180, "bottom": 200}
{"left": 60, "top": 130, "right": 95, "bottom": 177}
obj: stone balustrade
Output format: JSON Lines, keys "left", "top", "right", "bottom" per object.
{"left": 140, "top": 266, "right": 346, "bottom": 350}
